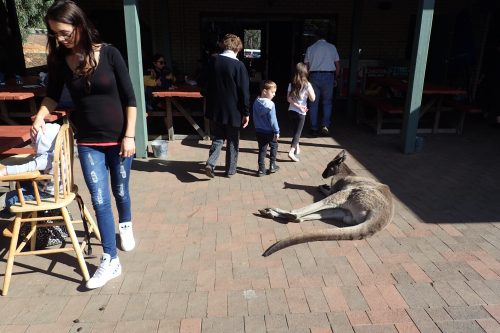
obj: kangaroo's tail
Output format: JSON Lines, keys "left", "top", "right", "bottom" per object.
{"left": 262, "top": 198, "right": 394, "bottom": 257}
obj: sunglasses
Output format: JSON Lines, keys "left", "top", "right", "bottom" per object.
{"left": 156, "top": 60, "right": 165, "bottom": 65}
{"left": 48, "top": 27, "right": 76, "bottom": 41}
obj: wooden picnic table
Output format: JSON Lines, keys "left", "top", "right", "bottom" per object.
{"left": 152, "top": 86, "right": 209, "bottom": 141}
{"left": 0, "top": 125, "right": 32, "bottom": 156}
{"left": 30, "top": 109, "right": 69, "bottom": 123}
{"left": 366, "top": 77, "right": 468, "bottom": 134}
{"left": 0, "top": 92, "right": 37, "bottom": 125}
{"left": 369, "top": 77, "right": 467, "bottom": 96}
{"left": 0, "top": 83, "right": 46, "bottom": 97}
{"left": 0, "top": 82, "right": 47, "bottom": 125}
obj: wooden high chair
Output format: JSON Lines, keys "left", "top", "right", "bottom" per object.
{"left": 0, "top": 123, "right": 101, "bottom": 295}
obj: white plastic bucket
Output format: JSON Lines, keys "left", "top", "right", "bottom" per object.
{"left": 151, "top": 140, "right": 168, "bottom": 158}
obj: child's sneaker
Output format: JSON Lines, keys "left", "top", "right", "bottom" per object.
{"left": 288, "top": 150, "right": 300, "bottom": 162}
{"left": 269, "top": 162, "right": 280, "bottom": 174}
{"left": 321, "top": 126, "right": 330, "bottom": 136}
{"left": 257, "top": 169, "right": 266, "bottom": 177}
{"left": 119, "top": 222, "right": 135, "bottom": 251}
{"left": 205, "top": 164, "right": 215, "bottom": 178}
{"left": 86, "top": 254, "right": 121, "bottom": 289}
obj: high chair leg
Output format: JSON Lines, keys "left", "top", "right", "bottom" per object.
{"left": 61, "top": 208, "right": 90, "bottom": 281}
{"left": 30, "top": 212, "right": 37, "bottom": 251}
{"left": 83, "top": 205, "right": 101, "bottom": 241}
{"left": 2, "top": 215, "right": 22, "bottom": 296}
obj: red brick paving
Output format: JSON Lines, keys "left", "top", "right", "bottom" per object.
{"left": 1, "top": 115, "right": 500, "bottom": 332}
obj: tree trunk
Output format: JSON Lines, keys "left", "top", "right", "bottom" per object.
{"left": 2, "top": 0, "right": 26, "bottom": 77}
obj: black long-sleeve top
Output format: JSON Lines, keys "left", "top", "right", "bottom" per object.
{"left": 201, "top": 54, "right": 250, "bottom": 128}
{"left": 46, "top": 44, "right": 136, "bottom": 143}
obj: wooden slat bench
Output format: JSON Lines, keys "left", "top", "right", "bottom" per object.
{"left": 0, "top": 147, "right": 34, "bottom": 157}
{"left": 355, "top": 93, "right": 405, "bottom": 134}
{"left": 444, "top": 100, "right": 482, "bottom": 134}
{"left": 30, "top": 110, "right": 69, "bottom": 123}
{"left": 355, "top": 93, "right": 473, "bottom": 135}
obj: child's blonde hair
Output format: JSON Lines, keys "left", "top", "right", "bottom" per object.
{"left": 289, "top": 62, "right": 309, "bottom": 100}
{"left": 261, "top": 80, "right": 277, "bottom": 92}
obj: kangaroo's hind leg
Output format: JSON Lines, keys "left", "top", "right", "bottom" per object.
{"left": 260, "top": 198, "right": 338, "bottom": 221}
{"left": 259, "top": 207, "right": 297, "bottom": 220}
{"left": 294, "top": 208, "right": 351, "bottom": 223}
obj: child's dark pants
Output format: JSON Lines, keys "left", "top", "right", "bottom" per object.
{"left": 256, "top": 133, "right": 278, "bottom": 171}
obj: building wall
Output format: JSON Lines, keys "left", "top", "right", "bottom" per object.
{"left": 80, "top": 0, "right": 477, "bottom": 79}
{"left": 139, "top": 0, "right": 470, "bottom": 76}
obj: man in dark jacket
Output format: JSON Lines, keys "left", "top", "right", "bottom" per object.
{"left": 202, "top": 34, "right": 250, "bottom": 178}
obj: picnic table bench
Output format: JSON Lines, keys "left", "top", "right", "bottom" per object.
{"left": 355, "top": 78, "right": 470, "bottom": 134}
{"left": 0, "top": 125, "right": 33, "bottom": 160}
{"left": 152, "top": 87, "right": 209, "bottom": 141}
{"left": 354, "top": 93, "right": 404, "bottom": 134}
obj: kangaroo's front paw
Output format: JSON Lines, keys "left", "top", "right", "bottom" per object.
{"left": 318, "top": 184, "right": 331, "bottom": 196}
{"left": 259, "top": 208, "right": 277, "bottom": 218}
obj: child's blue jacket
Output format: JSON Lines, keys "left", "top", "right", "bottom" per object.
{"left": 252, "top": 97, "right": 280, "bottom": 134}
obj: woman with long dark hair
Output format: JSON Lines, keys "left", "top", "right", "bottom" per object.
{"left": 31, "top": 0, "right": 137, "bottom": 289}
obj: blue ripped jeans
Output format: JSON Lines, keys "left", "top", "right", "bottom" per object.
{"left": 78, "top": 145, "right": 132, "bottom": 258}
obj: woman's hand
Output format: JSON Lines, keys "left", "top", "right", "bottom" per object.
{"left": 120, "top": 137, "right": 136, "bottom": 158}
{"left": 300, "top": 105, "right": 308, "bottom": 113}
{"left": 31, "top": 116, "right": 46, "bottom": 141}
{"left": 242, "top": 116, "right": 250, "bottom": 128}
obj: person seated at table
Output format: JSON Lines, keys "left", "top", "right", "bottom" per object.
{"left": 0, "top": 123, "right": 68, "bottom": 248}
{"left": 144, "top": 54, "right": 176, "bottom": 110}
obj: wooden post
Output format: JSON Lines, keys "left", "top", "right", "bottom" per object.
{"left": 166, "top": 98, "right": 174, "bottom": 141}
{"left": 4, "top": 0, "right": 25, "bottom": 75}
{"left": 401, "top": 0, "right": 435, "bottom": 154}
{"left": 123, "top": 0, "right": 148, "bottom": 158}
{"left": 347, "top": 0, "right": 364, "bottom": 120}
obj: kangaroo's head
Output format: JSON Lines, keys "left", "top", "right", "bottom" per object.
{"left": 322, "top": 150, "right": 348, "bottom": 179}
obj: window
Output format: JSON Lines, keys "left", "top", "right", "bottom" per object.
{"left": 244, "top": 29, "right": 261, "bottom": 58}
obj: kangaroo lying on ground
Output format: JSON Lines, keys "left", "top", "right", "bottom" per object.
{"left": 259, "top": 150, "right": 394, "bottom": 257}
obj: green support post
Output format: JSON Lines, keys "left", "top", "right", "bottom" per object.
{"left": 123, "top": 0, "right": 148, "bottom": 158}
{"left": 401, "top": 0, "right": 435, "bottom": 154}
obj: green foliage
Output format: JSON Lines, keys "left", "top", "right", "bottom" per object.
{"left": 244, "top": 30, "right": 261, "bottom": 50}
{"left": 14, "top": 0, "right": 52, "bottom": 41}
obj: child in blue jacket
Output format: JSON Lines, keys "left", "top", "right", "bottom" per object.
{"left": 0, "top": 123, "right": 68, "bottom": 248}
{"left": 253, "top": 80, "right": 280, "bottom": 177}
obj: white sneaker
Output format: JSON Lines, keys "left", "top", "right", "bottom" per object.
{"left": 119, "top": 222, "right": 135, "bottom": 251}
{"left": 86, "top": 254, "right": 121, "bottom": 289}
{"left": 288, "top": 150, "right": 300, "bottom": 162}
{"left": 296, "top": 144, "right": 300, "bottom": 155}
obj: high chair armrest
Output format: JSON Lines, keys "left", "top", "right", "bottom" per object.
{"left": 0, "top": 171, "right": 41, "bottom": 182}
{"left": 34, "top": 174, "right": 53, "bottom": 181}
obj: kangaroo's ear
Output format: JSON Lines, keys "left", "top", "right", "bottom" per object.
{"left": 333, "top": 150, "right": 347, "bottom": 164}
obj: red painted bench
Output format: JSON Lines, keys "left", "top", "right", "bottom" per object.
{"left": 355, "top": 93, "right": 476, "bottom": 135}
{"left": 354, "top": 93, "right": 405, "bottom": 134}
{"left": 444, "top": 100, "right": 482, "bottom": 134}
{"left": 30, "top": 110, "right": 68, "bottom": 123}
{"left": 1, "top": 147, "right": 34, "bottom": 156}
{"left": 0, "top": 146, "right": 35, "bottom": 160}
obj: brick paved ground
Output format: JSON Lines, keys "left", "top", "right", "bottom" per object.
{"left": 1, "top": 112, "right": 500, "bottom": 332}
